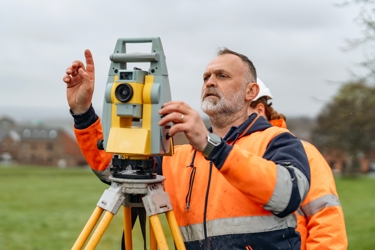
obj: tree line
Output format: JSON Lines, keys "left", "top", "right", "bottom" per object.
{"left": 311, "top": 0, "right": 375, "bottom": 173}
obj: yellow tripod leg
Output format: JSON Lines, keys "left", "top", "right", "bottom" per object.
{"left": 123, "top": 206, "right": 133, "bottom": 250}
{"left": 84, "top": 211, "right": 114, "bottom": 250}
{"left": 149, "top": 217, "right": 157, "bottom": 250}
{"left": 72, "top": 206, "right": 104, "bottom": 250}
{"left": 166, "top": 211, "right": 186, "bottom": 250}
{"left": 149, "top": 214, "right": 169, "bottom": 250}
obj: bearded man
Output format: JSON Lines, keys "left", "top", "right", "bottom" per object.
{"left": 63, "top": 48, "right": 310, "bottom": 250}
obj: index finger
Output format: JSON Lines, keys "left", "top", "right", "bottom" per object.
{"left": 84, "top": 49, "right": 95, "bottom": 81}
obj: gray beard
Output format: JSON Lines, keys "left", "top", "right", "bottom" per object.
{"left": 201, "top": 91, "right": 245, "bottom": 117}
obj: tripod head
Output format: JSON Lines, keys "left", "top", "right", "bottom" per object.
{"left": 97, "top": 37, "right": 174, "bottom": 179}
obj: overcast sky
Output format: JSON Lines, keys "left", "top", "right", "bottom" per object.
{"left": 0, "top": 0, "right": 367, "bottom": 123}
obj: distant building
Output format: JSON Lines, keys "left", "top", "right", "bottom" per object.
{"left": 3, "top": 114, "right": 372, "bottom": 173}
{"left": 320, "top": 148, "right": 375, "bottom": 174}
{"left": 0, "top": 117, "right": 87, "bottom": 167}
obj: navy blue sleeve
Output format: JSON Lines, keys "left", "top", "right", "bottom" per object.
{"left": 207, "top": 141, "right": 232, "bottom": 170}
{"left": 70, "top": 104, "right": 99, "bottom": 129}
{"left": 263, "top": 132, "right": 310, "bottom": 217}
{"left": 263, "top": 132, "right": 310, "bottom": 184}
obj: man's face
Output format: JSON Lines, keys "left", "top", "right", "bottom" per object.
{"left": 201, "top": 54, "right": 248, "bottom": 116}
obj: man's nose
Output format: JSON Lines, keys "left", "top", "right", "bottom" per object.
{"left": 205, "top": 75, "right": 217, "bottom": 87}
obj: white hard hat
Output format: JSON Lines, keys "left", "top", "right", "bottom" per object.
{"left": 253, "top": 78, "right": 273, "bottom": 101}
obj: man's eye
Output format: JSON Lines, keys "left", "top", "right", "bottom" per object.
{"left": 218, "top": 74, "right": 227, "bottom": 78}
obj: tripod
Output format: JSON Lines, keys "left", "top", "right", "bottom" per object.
{"left": 71, "top": 172, "right": 186, "bottom": 250}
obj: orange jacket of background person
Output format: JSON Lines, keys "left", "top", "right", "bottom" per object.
{"left": 270, "top": 119, "right": 348, "bottom": 250}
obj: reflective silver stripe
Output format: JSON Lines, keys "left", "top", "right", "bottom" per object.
{"left": 264, "top": 165, "right": 292, "bottom": 213}
{"left": 264, "top": 165, "right": 309, "bottom": 214}
{"left": 179, "top": 214, "right": 297, "bottom": 242}
{"left": 296, "top": 207, "right": 304, "bottom": 216}
{"left": 91, "top": 165, "right": 113, "bottom": 183}
{"left": 298, "top": 194, "right": 341, "bottom": 218}
{"left": 294, "top": 167, "right": 310, "bottom": 202}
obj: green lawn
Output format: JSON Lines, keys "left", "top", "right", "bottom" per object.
{"left": 335, "top": 175, "right": 375, "bottom": 250}
{"left": 0, "top": 166, "right": 374, "bottom": 249}
{"left": 0, "top": 166, "right": 173, "bottom": 250}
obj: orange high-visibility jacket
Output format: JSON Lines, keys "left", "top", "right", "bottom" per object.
{"left": 270, "top": 119, "right": 348, "bottom": 250}
{"left": 74, "top": 109, "right": 311, "bottom": 249}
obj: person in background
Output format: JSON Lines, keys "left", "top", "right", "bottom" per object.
{"left": 248, "top": 78, "right": 348, "bottom": 250}
{"left": 63, "top": 48, "right": 311, "bottom": 249}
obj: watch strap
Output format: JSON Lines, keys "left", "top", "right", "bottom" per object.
{"left": 202, "top": 141, "right": 216, "bottom": 158}
{"left": 202, "top": 133, "right": 221, "bottom": 158}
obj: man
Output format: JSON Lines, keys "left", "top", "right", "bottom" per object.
{"left": 63, "top": 48, "right": 310, "bottom": 249}
{"left": 248, "top": 78, "right": 348, "bottom": 250}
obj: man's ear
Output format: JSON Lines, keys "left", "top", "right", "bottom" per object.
{"left": 246, "top": 83, "right": 259, "bottom": 101}
{"left": 255, "top": 103, "right": 266, "bottom": 118}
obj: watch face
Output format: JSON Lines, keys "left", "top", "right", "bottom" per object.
{"left": 203, "top": 133, "right": 222, "bottom": 158}
{"left": 209, "top": 133, "right": 221, "bottom": 145}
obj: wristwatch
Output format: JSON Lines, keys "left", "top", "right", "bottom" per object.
{"left": 202, "top": 133, "right": 222, "bottom": 158}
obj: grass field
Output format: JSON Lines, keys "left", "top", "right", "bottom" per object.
{"left": 0, "top": 165, "right": 374, "bottom": 249}
{"left": 335, "top": 175, "right": 375, "bottom": 249}
{"left": 0, "top": 166, "right": 173, "bottom": 250}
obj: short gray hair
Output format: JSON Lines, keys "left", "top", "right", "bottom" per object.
{"left": 217, "top": 47, "right": 257, "bottom": 83}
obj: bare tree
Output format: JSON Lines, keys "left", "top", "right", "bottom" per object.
{"left": 338, "top": 0, "right": 375, "bottom": 82}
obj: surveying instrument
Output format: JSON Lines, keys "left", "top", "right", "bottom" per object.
{"left": 72, "top": 37, "right": 186, "bottom": 250}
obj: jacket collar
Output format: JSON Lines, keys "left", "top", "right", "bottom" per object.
{"left": 208, "top": 113, "right": 272, "bottom": 142}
